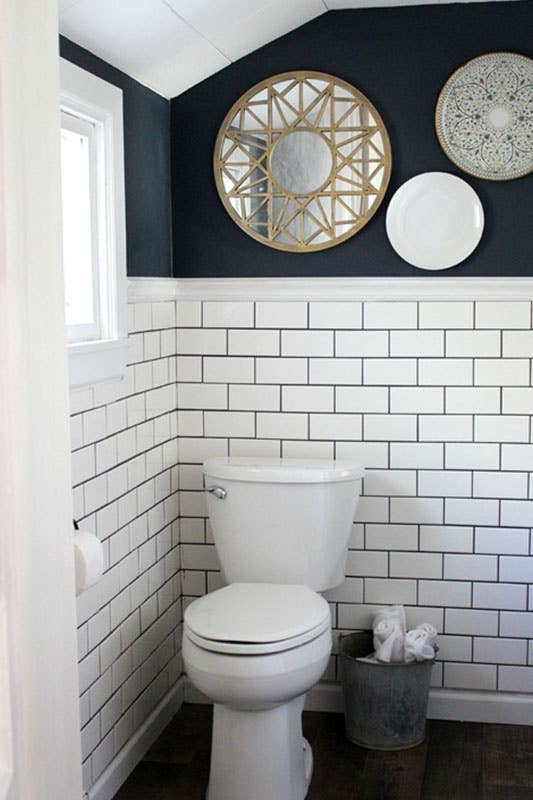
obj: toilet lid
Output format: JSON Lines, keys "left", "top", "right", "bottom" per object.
{"left": 184, "top": 583, "right": 330, "bottom": 649}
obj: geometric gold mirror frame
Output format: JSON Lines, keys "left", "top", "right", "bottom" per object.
{"left": 214, "top": 71, "right": 392, "bottom": 252}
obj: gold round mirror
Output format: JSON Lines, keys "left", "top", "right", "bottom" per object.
{"left": 214, "top": 71, "right": 392, "bottom": 253}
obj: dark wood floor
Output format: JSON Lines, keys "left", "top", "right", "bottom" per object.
{"left": 113, "top": 703, "right": 533, "bottom": 800}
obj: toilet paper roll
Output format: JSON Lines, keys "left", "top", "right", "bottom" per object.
{"left": 73, "top": 531, "right": 104, "bottom": 595}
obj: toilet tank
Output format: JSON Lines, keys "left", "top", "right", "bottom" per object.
{"left": 203, "top": 457, "right": 364, "bottom": 592}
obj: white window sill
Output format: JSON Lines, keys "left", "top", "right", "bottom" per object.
{"left": 68, "top": 338, "right": 129, "bottom": 389}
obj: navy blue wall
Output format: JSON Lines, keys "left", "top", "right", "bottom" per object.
{"left": 170, "top": 3, "right": 532, "bottom": 277}
{"left": 60, "top": 37, "right": 172, "bottom": 277}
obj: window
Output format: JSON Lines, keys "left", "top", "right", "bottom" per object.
{"left": 60, "top": 59, "right": 127, "bottom": 388}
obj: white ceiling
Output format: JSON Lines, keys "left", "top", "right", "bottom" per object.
{"left": 58, "top": 0, "right": 520, "bottom": 99}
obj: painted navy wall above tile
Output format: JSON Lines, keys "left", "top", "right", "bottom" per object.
{"left": 60, "top": 37, "right": 172, "bottom": 278}
{"left": 170, "top": 2, "right": 533, "bottom": 278}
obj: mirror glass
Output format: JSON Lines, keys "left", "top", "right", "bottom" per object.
{"left": 214, "top": 71, "right": 392, "bottom": 252}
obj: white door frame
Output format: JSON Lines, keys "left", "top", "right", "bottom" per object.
{"left": 0, "top": 1, "right": 83, "bottom": 798}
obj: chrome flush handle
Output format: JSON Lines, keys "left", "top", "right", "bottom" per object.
{"left": 206, "top": 485, "right": 227, "bottom": 500}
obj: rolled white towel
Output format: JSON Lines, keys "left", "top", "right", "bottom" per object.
{"left": 404, "top": 629, "right": 435, "bottom": 663}
{"left": 373, "top": 619, "right": 405, "bottom": 663}
{"left": 373, "top": 605, "right": 407, "bottom": 634}
{"left": 415, "top": 622, "right": 438, "bottom": 646}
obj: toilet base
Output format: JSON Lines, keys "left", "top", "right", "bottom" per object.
{"left": 206, "top": 694, "right": 312, "bottom": 800}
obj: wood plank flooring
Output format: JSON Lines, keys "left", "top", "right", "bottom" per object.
{"left": 113, "top": 703, "right": 533, "bottom": 800}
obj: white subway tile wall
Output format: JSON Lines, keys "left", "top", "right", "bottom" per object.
{"left": 70, "top": 301, "right": 181, "bottom": 793}
{"left": 175, "top": 299, "right": 533, "bottom": 698}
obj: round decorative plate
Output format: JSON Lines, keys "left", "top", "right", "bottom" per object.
{"left": 385, "top": 172, "right": 484, "bottom": 270}
{"left": 435, "top": 52, "right": 533, "bottom": 181}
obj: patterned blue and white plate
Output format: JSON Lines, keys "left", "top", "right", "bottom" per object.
{"left": 435, "top": 52, "right": 533, "bottom": 181}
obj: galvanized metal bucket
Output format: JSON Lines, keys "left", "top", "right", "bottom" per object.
{"left": 339, "top": 630, "right": 435, "bottom": 751}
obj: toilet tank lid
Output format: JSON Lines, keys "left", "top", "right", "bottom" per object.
{"left": 184, "top": 583, "right": 330, "bottom": 644}
{"left": 203, "top": 457, "right": 364, "bottom": 483}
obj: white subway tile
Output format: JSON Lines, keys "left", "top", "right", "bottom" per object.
{"left": 282, "top": 440, "right": 334, "bottom": 459}
{"left": 390, "top": 443, "right": 443, "bottom": 469}
{"left": 500, "top": 611, "right": 533, "bottom": 638}
{"left": 501, "top": 500, "right": 533, "bottom": 527}
{"left": 282, "top": 386, "right": 333, "bottom": 412}
{"left": 70, "top": 415, "right": 84, "bottom": 450}
{"left": 502, "top": 330, "right": 533, "bottom": 357}
{"left": 72, "top": 446, "right": 96, "bottom": 486}
{"left": 502, "top": 388, "right": 533, "bottom": 414}
{"left": 445, "top": 443, "right": 499, "bottom": 470}
{"left": 310, "top": 302, "right": 362, "bottom": 329}
{"left": 363, "top": 359, "right": 417, "bottom": 386}
{"left": 309, "top": 358, "right": 362, "bottom": 385}
{"left": 161, "top": 330, "right": 176, "bottom": 358}
{"left": 474, "top": 359, "right": 529, "bottom": 386}
{"left": 475, "top": 301, "right": 531, "bottom": 329}
{"left": 501, "top": 444, "right": 533, "bottom": 471}
{"left": 229, "top": 439, "right": 281, "bottom": 458}
{"left": 418, "top": 471, "right": 472, "bottom": 498}
{"left": 364, "top": 415, "right": 417, "bottom": 441}
{"left": 336, "top": 331, "right": 388, "bottom": 357}
{"left": 229, "top": 329, "right": 279, "bottom": 356}
{"left": 446, "top": 498, "right": 499, "bottom": 527}
{"left": 446, "top": 387, "right": 500, "bottom": 414}
{"left": 390, "top": 387, "right": 444, "bottom": 414}
{"left": 474, "top": 415, "right": 529, "bottom": 443}
{"left": 419, "top": 359, "right": 473, "bottom": 386}
{"left": 336, "top": 441, "right": 389, "bottom": 469}
{"left": 181, "top": 544, "right": 219, "bottom": 571}
{"left": 203, "top": 301, "right": 253, "bottom": 328}
{"left": 365, "top": 524, "right": 418, "bottom": 551}
{"left": 256, "top": 302, "right": 307, "bottom": 328}
{"left": 420, "top": 526, "right": 473, "bottom": 553}
{"left": 204, "top": 411, "right": 255, "bottom": 438}
{"left": 390, "top": 497, "right": 443, "bottom": 524}
{"left": 83, "top": 408, "right": 107, "bottom": 445}
{"left": 178, "top": 329, "right": 226, "bottom": 355}
{"left": 256, "top": 413, "right": 308, "bottom": 440}
{"left": 473, "top": 471, "right": 528, "bottom": 499}
{"left": 364, "top": 302, "right": 417, "bottom": 329}
{"left": 445, "top": 608, "right": 498, "bottom": 636}
{"left": 498, "top": 666, "right": 533, "bottom": 692}
{"left": 132, "top": 302, "right": 152, "bottom": 332}
{"left": 500, "top": 556, "right": 533, "bottom": 583}
{"left": 419, "top": 302, "right": 474, "bottom": 329}
{"left": 444, "top": 663, "right": 496, "bottom": 691}
{"left": 354, "top": 496, "right": 389, "bottom": 523}
{"left": 474, "top": 582, "right": 527, "bottom": 610}
{"left": 229, "top": 384, "right": 280, "bottom": 411}
{"left": 96, "top": 439, "right": 118, "bottom": 474}
{"left": 474, "top": 637, "right": 527, "bottom": 665}
{"left": 475, "top": 527, "right": 529, "bottom": 555}
{"left": 437, "top": 635, "right": 473, "bottom": 662}
{"left": 310, "top": 414, "right": 362, "bottom": 441}
{"left": 256, "top": 357, "right": 307, "bottom": 384}
{"left": 390, "top": 552, "right": 442, "bottom": 579}
{"left": 177, "top": 383, "right": 227, "bottom": 410}
{"left": 178, "top": 437, "right": 227, "bottom": 463}
{"left": 444, "top": 553, "right": 497, "bottom": 581}
{"left": 203, "top": 357, "right": 254, "bottom": 383}
{"left": 336, "top": 387, "right": 388, "bottom": 413}
{"left": 70, "top": 388, "right": 94, "bottom": 415}
{"left": 365, "top": 578, "right": 417, "bottom": 604}
{"left": 176, "top": 300, "right": 201, "bottom": 327}
{"left": 419, "top": 580, "right": 471, "bottom": 607}
{"left": 363, "top": 470, "right": 416, "bottom": 497}
{"left": 323, "top": 577, "right": 364, "bottom": 603}
{"left": 390, "top": 330, "right": 444, "bottom": 357}
{"left": 281, "top": 330, "right": 333, "bottom": 357}
{"left": 85, "top": 475, "right": 108, "bottom": 515}
{"left": 346, "top": 550, "right": 388, "bottom": 577}
{"left": 143, "top": 331, "right": 161, "bottom": 360}
{"left": 446, "top": 330, "right": 501, "bottom": 357}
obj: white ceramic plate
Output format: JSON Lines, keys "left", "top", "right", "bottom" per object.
{"left": 385, "top": 172, "right": 484, "bottom": 270}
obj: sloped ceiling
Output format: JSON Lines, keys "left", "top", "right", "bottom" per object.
{"left": 58, "top": 0, "right": 521, "bottom": 99}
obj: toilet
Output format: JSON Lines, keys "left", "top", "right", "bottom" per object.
{"left": 182, "top": 457, "right": 363, "bottom": 800}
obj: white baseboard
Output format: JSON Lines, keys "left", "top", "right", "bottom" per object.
{"left": 182, "top": 676, "right": 533, "bottom": 726}
{"left": 87, "top": 676, "right": 186, "bottom": 800}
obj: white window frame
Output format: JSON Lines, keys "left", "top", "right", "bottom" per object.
{"left": 60, "top": 58, "right": 128, "bottom": 389}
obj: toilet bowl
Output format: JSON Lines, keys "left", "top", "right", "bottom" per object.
{"left": 183, "top": 583, "right": 332, "bottom": 800}
{"left": 182, "top": 457, "right": 363, "bottom": 800}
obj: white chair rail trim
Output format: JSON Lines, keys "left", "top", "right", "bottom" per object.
{"left": 128, "top": 276, "right": 533, "bottom": 304}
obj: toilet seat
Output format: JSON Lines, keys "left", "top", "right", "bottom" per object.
{"left": 184, "top": 582, "right": 331, "bottom": 656}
